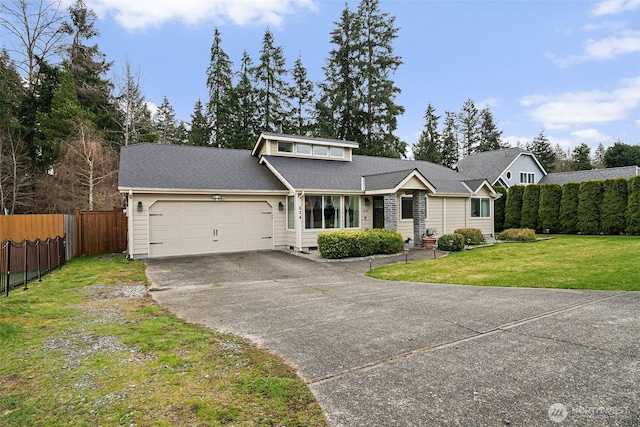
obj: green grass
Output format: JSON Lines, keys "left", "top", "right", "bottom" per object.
{"left": 0, "top": 255, "right": 326, "bottom": 426}
{"left": 368, "top": 235, "right": 640, "bottom": 291}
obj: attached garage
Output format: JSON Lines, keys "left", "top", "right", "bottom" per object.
{"left": 148, "top": 201, "right": 274, "bottom": 258}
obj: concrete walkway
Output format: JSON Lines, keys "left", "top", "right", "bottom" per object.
{"left": 146, "top": 251, "right": 639, "bottom": 426}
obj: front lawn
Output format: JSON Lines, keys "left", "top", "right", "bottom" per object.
{"left": 368, "top": 235, "right": 640, "bottom": 291}
{"left": 0, "top": 255, "right": 326, "bottom": 427}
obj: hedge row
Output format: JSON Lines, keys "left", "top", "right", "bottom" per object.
{"left": 317, "top": 229, "right": 404, "bottom": 259}
{"left": 495, "top": 175, "right": 640, "bottom": 235}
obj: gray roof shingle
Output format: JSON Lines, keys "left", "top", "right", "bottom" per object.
{"left": 457, "top": 147, "right": 528, "bottom": 183}
{"left": 118, "top": 143, "right": 287, "bottom": 191}
{"left": 540, "top": 166, "right": 640, "bottom": 185}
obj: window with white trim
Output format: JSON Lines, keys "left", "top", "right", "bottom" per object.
{"left": 344, "top": 196, "right": 360, "bottom": 228}
{"left": 287, "top": 196, "right": 295, "bottom": 230}
{"left": 471, "top": 197, "right": 491, "bottom": 218}
{"left": 520, "top": 172, "right": 535, "bottom": 184}
{"left": 305, "top": 195, "right": 340, "bottom": 229}
{"left": 313, "top": 145, "right": 328, "bottom": 156}
{"left": 277, "top": 141, "right": 293, "bottom": 153}
{"left": 330, "top": 147, "right": 344, "bottom": 158}
{"left": 296, "top": 143, "right": 311, "bottom": 155}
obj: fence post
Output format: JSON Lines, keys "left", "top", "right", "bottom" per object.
{"left": 37, "top": 239, "right": 42, "bottom": 282}
{"left": 76, "top": 208, "right": 82, "bottom": 256}
{"left": 23, "top": 241, "right": 28, "bottom": 290}
{"left": 5, "top": 240, "right": 9, "bottom": 297}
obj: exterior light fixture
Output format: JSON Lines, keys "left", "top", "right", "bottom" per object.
{"left": 137, "top": 201, "right": 143, "bottom": 211}
{"left": 278, "top": 202, "right": 284, "bottom": 211}
{"left": 364, "top": 197, "right": 370, "bottom": 206}
{"left": 212, "top": 195, "right": 224, "bottom": 201}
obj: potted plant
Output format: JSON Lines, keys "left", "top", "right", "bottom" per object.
{"left": 423, "top": 228, "right": 437, "bottom": 250}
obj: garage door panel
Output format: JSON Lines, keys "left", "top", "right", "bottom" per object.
{"left": 148, "top": 201, "right": 273, "bottom": 258}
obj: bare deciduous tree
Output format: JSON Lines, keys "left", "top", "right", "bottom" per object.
{"left": 0, "top": 0, "right": 67, "bottom": 85}
{"left": 0, "top": 129, "right": 32, "bottom": 213}
{"left": 114, "top": 58, "right": 151, "bottom": 146}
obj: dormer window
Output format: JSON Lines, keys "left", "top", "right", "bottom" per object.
{"left": 277, "top": 142, "right": 293, "bottom": 153}
{"left": 330, "top": 147, "right": 344, "bottom": 158}
{"left": 296, "top": 143, "right": 312, "bottom": 155}
{"left": 314, "top": 145, "right": 328, "bottom": 156}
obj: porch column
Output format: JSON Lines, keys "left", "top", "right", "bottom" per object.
{"left": 383, "top": 193, "right": 397, "bottom": 230}
{"left": 412, "top": 190, "right": 427, "bottom": 247}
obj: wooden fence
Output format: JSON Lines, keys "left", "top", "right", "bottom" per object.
{"left": 0, "top": 214, "right": 75, "bottom": 260}
{"left": 75, "top": 208, "right": 127, "bottom": 255}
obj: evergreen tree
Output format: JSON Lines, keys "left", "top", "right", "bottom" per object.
{"left": 626, "top": 176, "right": 640, "bottom": 234}
{"left": 413, "top": 102, "right": 441, "bottom": 163}
{"left": 476, "top": 105, "right": 504, "bottom": 152}
{"left": 553, "top": 143, "right": 571, "bottom": 172}
{"left": 559, "top": 182, "right": 580, "bottom": 233}
{"left": 228, "top": 51, "right": 259, "bottom": 149}
{"left": 577, "top": 180, "right": 602, "bottom": 234}
{"left": 493, "top": 186, "right": 508, "bottom": 232}
{"left": 316, "top": 4, "right": 362, "bottom": 143}
{"left": 288, "top": 55, "right": 314, "bottom": 136}
{"left": 538, "top": 184, "right": 562, "bottom": 233}
{"left": 0, "top": 50, "right": 24, "bottom": 130}
{"left": 593, "top": 143, "right": 605, "bottom": 168}
{"left": 571, "top": 143, "right": 593, "bottom": 170}
{"left": 440, "top": 111, "right": 458, "bottom": 169}
{"left": 254, "top": 28, "right": 290, "bottom": 132}
{"left": 63, "top": 0, "right": 119, "bottom": 142}
{"left": 520, "top": 184, "right": 541, "bottom": 230}
{"left": 600, "top": 178, "right": 628, "bottom": 234}
{"left": 526, "top": 130, "right": 556, "bottom": 173}
{"left": 355, "top": 0, "right": 405, "bottom": 158}
{"left": 458, "top": 99, "right": 481, "bottom": 156}
{"left": 114, "top": 59, "right": 150, "bottom": 146}
{"left": 205, "top": 27, "right": 234, "bottom": 147}
{"left": 603, "top": 141, "right": 640, "bottom": 167}
{"left": 504, "top": 185, "right": 524, "bottom": 230}
{"left": 188, "top": 99, "right": 211, "bottom": 146}
{"left": 154, "top": 96, "right": 178, "bottom": 144}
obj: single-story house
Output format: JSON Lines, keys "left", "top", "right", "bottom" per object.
{"left": 540, "top": 165, "right": 640, "bottom": 185}
{"left": 118, "top": 132, "right": 499, "bottom": 259}
{"left": 457, "top": 147, "right": 547, "bottom": 188}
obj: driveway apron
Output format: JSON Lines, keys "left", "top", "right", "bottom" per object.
{"left": 146, "top": 251, "right": 639, "bottom": 426}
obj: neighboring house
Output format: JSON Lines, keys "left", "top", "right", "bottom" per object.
{"left": 118, "top": 132, "right": 499, "bottom": 259}
{"left": 540, "top": 165, "right": 640, "bottom": 185}
{"left": 457, "top": 147, "right": 547, "bottom": 189}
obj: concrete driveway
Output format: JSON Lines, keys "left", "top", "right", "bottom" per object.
{"left": 146, "top": 251, "right": 639, "bottom": 426}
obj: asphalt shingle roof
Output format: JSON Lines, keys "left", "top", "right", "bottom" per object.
{"left": 539, "top": 166, "right": 640, "bottom": 185}
{"left": 457, "top": 147, "right": 528, "bottom": 184}
{"left": 118, "top": 143, "right": 287, "bottom": 191}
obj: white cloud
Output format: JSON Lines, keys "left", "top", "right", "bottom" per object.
{"left": 521, "top": 76, "right": 640, "bottom": 130}
{"left": 592, "top": 0, "right": 640, "bottom": 16}
{"left": 546, "top": 29, "right": 640, "bottom": 67}
{"left": 569, "top": 128, "right": 612, "bottom": 143}
{"left": 84, "top": 0, "right": 318, "bottom": 31}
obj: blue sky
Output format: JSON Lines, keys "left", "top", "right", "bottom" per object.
{"left": 70, "top": 0, "right": 639, "bottom": 153}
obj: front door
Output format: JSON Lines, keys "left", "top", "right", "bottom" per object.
{"left": 373, "top": 196, "right": 385, "bottom": 229}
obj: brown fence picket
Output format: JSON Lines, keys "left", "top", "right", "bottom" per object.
{"left": 76, "top": 209, "right": 127, "bottom": 255}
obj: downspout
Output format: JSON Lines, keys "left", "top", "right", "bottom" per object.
{"left": 443, "top": 198, "right": 447, "bottom": 235}
{"left": 127, "top": 190, "right": 134, "bottom": 259}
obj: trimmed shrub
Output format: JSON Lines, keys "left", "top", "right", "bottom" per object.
{"left": 538, "top": 184, "right": 562, "bottom": 233}
{"left": 626, "top": 175, "right": 640, "bottom": 234}
{"left": 600, "top": 178, "right": 628, "bottom": 234}
{"left": 559, "top": 182, "right": 580, "bottom": 234}
{"left": 577, "top": 180, "right": 603, "bottom": 234}
{"left": 317, "top": 229, "right": 404, "bottom": 259}
{"left": 521, "top": 184, "right": 541, "bottom": 231}
{"left": 437, "top": 233, "right": 465, "bottom": 251}
{"left": 504, "top": 185, "right": 524, "bottom": 229}
{"left": 454, "top": 228, "right": 484, "bottom": 245}
{"left": 498, "top": 228, "right": 536, "bottom": 241}
{"left": 493, "top": 186, "right": 507, "bottom": 232}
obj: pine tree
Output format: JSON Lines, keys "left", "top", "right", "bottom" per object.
{"left": 571, "top": 143, "right": 593, "bottom": 170}
{"left": 188, "top": 99, "right": 211, "bottom": 146}
{"left": 288, "top": 55, "right": 314, "bottom": 136}
{"left": 205, "top": 27, "right": 234, "bottom": 147}
{"left": 593, "top": 143, "right": 605, "bottom": 168}
{"left": 114, "top": 59, "right": 150, "bottom": 146}
{"left": 553, "top": 143, "right": 571, "bottom": 172}
{"left": 154, "top": 96, "right": 178, "bottom": 144}
{"left": 604, "top": 141, "right": 640, "bottom": 167}
{"left": 228, "top": 51, "right": 259, "bottom": 149}
{"left": 355, "top": 0, "right": 405, "bottom": 158}
{"left": 458, "top": 99, "right": 480, "bottom": 156}
{"left": 440, "top": 111, "right": 458, "bottom": 169}
{"left": 316, "top": 4, "right": 363, "bottom": 143}
{"left": 413, "top": 102, "right": 441, "bottom": 163}
{"left": 254, "top": 28, "right": 290, "bottom": 132}
{"left": 477, "top": 105, "right": 504, "bottom": 152}
{"left": 63, "top": 0, "right": 119, "bottom": 142}
{"left": 526, "top": 130, "right": 556, "bottom": 173}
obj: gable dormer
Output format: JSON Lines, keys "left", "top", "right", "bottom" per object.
{"left": 251, "top": 132, "right": 358, "bottom": 162}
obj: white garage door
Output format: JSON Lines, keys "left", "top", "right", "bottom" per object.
{"left": 148, "top": 201, "right": 273, "bottom": 258}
